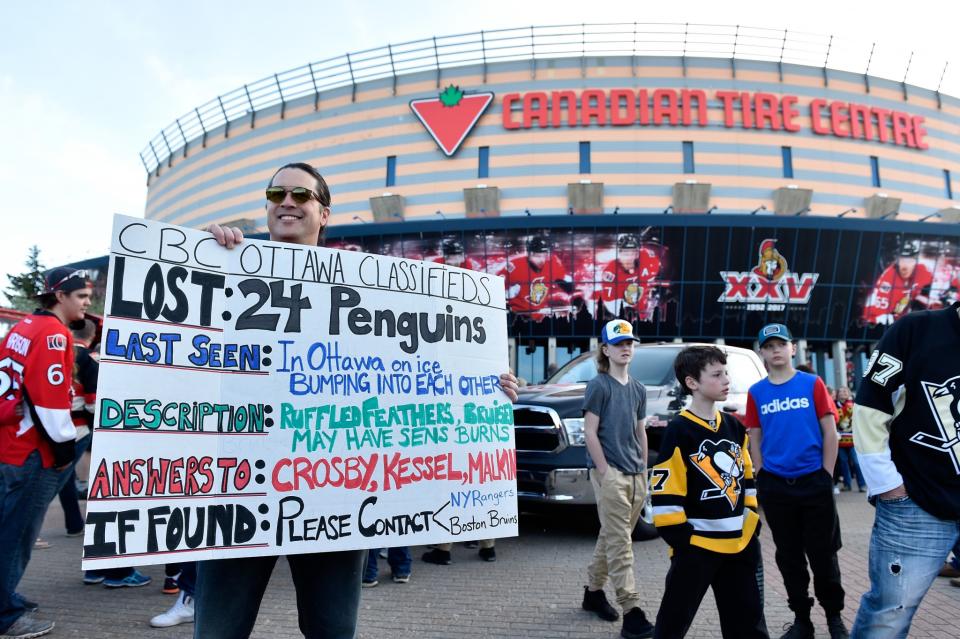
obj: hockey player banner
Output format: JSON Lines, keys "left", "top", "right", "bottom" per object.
{"left": 81, "top": 215, "right": 516, "bottom": 569}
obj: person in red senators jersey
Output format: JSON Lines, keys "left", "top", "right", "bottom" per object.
{"left": 597, "top": 234, "right": 663, "bottom": 321}
{"left": 0, "top": 267, "right": 91, "bottom": 638}
{"left": 498, "top": 235, "right": 574, "bottom": 320}
{"left": 862, "top": 240, "right": 934, "bottom": 326}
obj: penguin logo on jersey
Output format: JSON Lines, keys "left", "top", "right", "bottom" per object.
{"left": 911, "top": 375, "right": 960, "bottom": 474}
{"left": 689, "top": 439, "right": 745, "bottom": 508}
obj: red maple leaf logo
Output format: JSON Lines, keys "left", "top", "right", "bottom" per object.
{"left": 409, "top": 85, "right": 494, "bottom": 157}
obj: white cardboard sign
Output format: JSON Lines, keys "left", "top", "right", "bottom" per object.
{"left": 81, "top": 215, "right": 517, "bottom": 569}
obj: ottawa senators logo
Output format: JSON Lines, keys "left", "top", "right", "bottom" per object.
{"left": 623, "top": 282, "right": 641, "bottom": 305}
{"left": 752, "top": 239, "right": 789, "bottom": 281}
{"left": 528, "top": 279, "right": 549, "bottom": 305}
{"left": 689, "top": 439, "right": 745, "bottom": 509}
{"left": 912, "top": 375, "right": 960, "bottom": 474}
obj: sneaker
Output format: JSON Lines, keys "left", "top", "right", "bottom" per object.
{"left": 779, "top": 617, "right": 815, "bottom": 639}
{"left": 582, "top": 586, "right": 619, "bottom": 622}
{"left": 12, "top": 594, "right": 38, "bottom": 613}
{"left": 378, "top": 549, "right": 388, "bottom": 559}
{"left": 0, "top": 613, "right": 54, "bottom": 638}
{"left": 162, "top": 576, "right": 180, "bottom": 595}
{"left": 840, "top": 485, "right": 852, "bottom": 492}
{"left": 392, "top": 573, "right": 410, "bottom": 584}
{"left": 827, "top": 614, "right": 850, "bottom": 639}
{"left": 103, "top": 570, "right": 151, "bottom": 588}
{"left": 32, "top": 539, "right": 50, "bottom": 550}
{"left": 421, "top": 549, "right": 452, "bottom": 565}
{"left": 82, "top": 571, "right": 105, "bottom": 585}
{"left": 832, "top": 485, "right": 841, "bottom": 495}
{"left": 858, "top": 485, "right": 866, "bottom": 493}
{"left": 149, "top": 592, "right": 194, "bottom": 628}
{"left": 939, "top": 562, "right": 960, "bottom": 578}
{"left": 361, "top": 579, "right": 378, "bottom": 588}
{"left": 64, "top": 529, "right": 84, "bottom": 538}
{"left": 620, "top": 607, "right": 654, "bottom": 639}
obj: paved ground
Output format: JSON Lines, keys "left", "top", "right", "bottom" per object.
{"left": 19, "top": 491, "right": 960, "bottom": 638}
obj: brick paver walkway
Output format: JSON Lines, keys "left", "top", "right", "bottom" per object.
{"left": 18, "top": 491, "right": 960, "bottom": 637}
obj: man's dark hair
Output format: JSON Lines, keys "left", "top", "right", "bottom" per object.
{"left": 268, "top": 162, "right": 332, "bottom": 245}
{"left": 674, "top": 345, "right": 727, "bottom": 394}
{"left": 72, "top": 318, "right": 97, "bottom": 342}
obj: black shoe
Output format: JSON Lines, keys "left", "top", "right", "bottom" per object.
{"left": 827, "top": 614, "right": 850, "bottom": 639}
{"left": 621, "top": 607, "right": 654, "bottom": 639}
{"left": 581, "top": 587, "right": 619, "bottom": 622}
{"left": 779, "top": 617, "right": 815, "bottom": 639}
{"left": 478, "top": 547, "right": 496, "bottom": 562}
{"left": 421, "top": 549, "right": 452, "bottom": 565}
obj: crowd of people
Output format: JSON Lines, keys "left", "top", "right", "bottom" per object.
{"left": 1, "top": 160, "right": 957, "bottom": 639}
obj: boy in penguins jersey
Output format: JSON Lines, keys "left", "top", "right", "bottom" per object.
{"left": 651, "top": 346, "right": 767, "bottom": 639}
{"left": 850, "top": 302, "right": 960, "bottom": 637}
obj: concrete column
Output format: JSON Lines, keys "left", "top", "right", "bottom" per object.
{"left": 547, "top": 338, "right": 557, "bottom": 371}
{"left": 832, "top": 340, "right": 848, "bottom": 389}
{"left": 507, "top": 338, "right": 517, "bottom": 375}
{"left": 795, "top": 339, "right": 808, "bottom": 366}
{"left": 589, "top": 337, "right": 599, "bottom": 353}
{"left": 715, "top": 338, "right": 725, "bottom": 346}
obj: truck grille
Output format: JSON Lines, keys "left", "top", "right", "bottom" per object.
{"left": 513, "top": 405, "right": 564, "bottom": 453}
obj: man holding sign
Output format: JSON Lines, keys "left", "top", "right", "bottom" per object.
{"left": 198, "top": 161, "right": 520, "bottom": 638}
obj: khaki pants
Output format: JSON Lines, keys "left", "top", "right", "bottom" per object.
{"left": 587, "top": 466, "right": 646, "bottom": 611}
{"left": 435, "top": 539, "right": 495, "bottom": 551}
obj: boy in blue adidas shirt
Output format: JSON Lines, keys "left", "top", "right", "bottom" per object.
{"left": 744, "top": 324, "right": 847, "bottom": 639}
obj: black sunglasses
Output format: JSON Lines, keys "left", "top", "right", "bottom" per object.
{"left": 265, "top": 186, "right": 321, "bottom": 205}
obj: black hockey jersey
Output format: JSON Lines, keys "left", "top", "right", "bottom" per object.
{"left": 854, "top": 302, "right": 960, "bottom": 520}
{"left": 651, "top": 410, "right": 759, "bottom": 554}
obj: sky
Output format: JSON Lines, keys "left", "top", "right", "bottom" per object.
{"left": 0, "top": 0, "right": 955, "bottom": 303}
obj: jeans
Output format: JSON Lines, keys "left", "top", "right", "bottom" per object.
{"left": 851, "top": 496, "right": 960, "bottom": 638}
{"left": 177, "top": 562, "right": 196, "bottom": 597}
{"left": 654, "top": 538, "right": 768, "bottom": 638}
{"left": 57, "top": 431, "right": 92, "bottom": 534}
{"left": 364, "top": 547, "right": 411, "bottom": 581}
{"left": 757, "top": 468, "right": 845, "bottom": 615}
{"left": 837, "top": 446, "right": 865, "bottom": 490}
{"left": 195, "top": 550, "right": 365, "bottom": 639}
{"left": 0, "top": 451, "right": 63, "bottom": 632}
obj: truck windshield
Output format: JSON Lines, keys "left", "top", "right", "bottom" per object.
{"left": 549, "top": 347, "right": 680, "bottom": 386}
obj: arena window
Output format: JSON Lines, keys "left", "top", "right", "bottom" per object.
{"left": 870, "top": 156, "right": 881, "bottom": 188}
{"left": 781, "top": 146, "right": 794, "bottom": 179}
{"left": 478, "top": 146, "right": 489, "bottom": 179}
{"left": 682, "top": 141, "right": 695, "bottom": 174}
{"left": 386, "top": 156, "right": 396, "bottom": 187}
{"left": 579, "top": 141, "right": 591, "bottom": 174}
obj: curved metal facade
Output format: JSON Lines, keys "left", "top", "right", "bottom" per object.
{"left": 144, "top": 56, "right": 960, "bottom": 230}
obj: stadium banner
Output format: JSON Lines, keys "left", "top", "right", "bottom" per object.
{"left": 81, "top": 215, "right": 516, "bottom": 569}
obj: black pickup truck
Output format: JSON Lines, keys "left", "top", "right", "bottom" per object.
{"left": 512, "top": 343, "right": 765, "bottom": 539}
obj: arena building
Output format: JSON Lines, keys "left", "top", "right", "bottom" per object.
{"left": 120, "top": 25, "right": 960, "bottom": 384}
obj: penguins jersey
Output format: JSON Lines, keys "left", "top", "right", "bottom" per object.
{"left": 651, "top": 410, "right": 759, "bottom": 554}
{"left": 854, "top": 302, "right": 960, "bottom": 520}
{"left": 0, "top": 311, "right": 77, "bottom": 468}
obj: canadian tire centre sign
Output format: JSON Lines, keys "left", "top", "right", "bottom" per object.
{"left": 410, "top": 85, "right": 930, "bottom": 155}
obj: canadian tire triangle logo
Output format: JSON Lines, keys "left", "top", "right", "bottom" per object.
{"left": 410, "top": 85, "right": 494, "bottom": 157}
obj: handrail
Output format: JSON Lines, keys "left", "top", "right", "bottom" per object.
{"left": 139, "top": 22, "right": 955, "bottom": 175}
